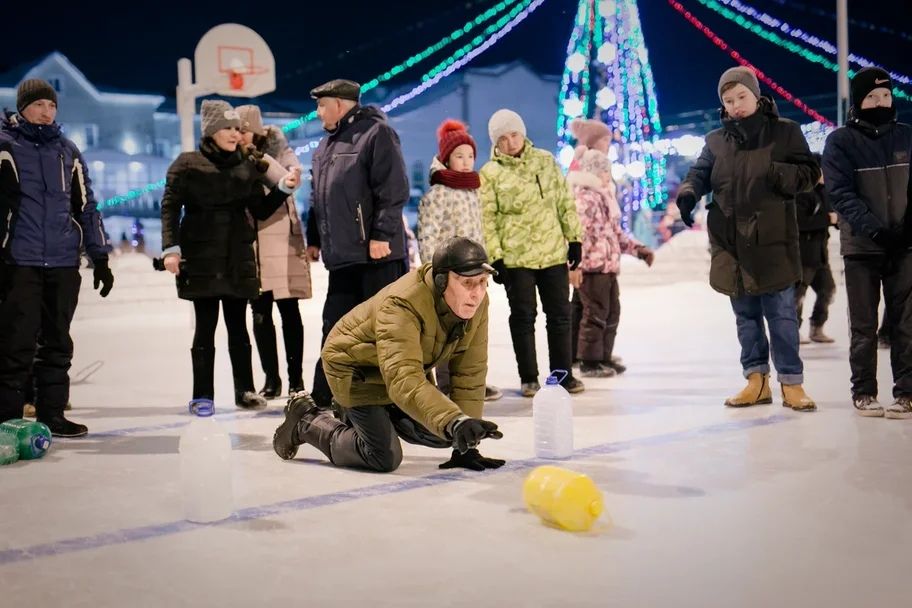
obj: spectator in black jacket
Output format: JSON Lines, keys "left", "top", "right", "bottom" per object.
{"left": 822, "top": 67, "right": 912, "bottom": 419}
{"left": 160, "top": 100, "right": 298, "bottom": 414}
{"left": 676, "top": 67, "right": 819, "bottom": 412}
{"left": 794, "top": 153, "right": 837, "bottom": 344}
{"left": 305, "top": 79, "right": 410, "bottom": 410}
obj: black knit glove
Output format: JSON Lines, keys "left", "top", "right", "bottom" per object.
{"left": 491, "top": 259, "right": 508, "bottom": 286}
{"left": 447, "top": 417, "right": 503, "bottom": 453}
{"left": 92, "top": 259, "right": 114, "bottom": 297}
{"left": 438, "top": 448, "right": 505, "bottom": 471}
{"left": 567, "top": 242, "right": 582, "bottom": 270}
{"left": 676, "top": 192, "right": 697, "bottom": 227}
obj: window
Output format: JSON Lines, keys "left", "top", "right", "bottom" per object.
{"left": 47, "top": 77, "right": 64, "bottom": 93}
{"left": 84, "top": 124, "right": 98, "bottom": 148}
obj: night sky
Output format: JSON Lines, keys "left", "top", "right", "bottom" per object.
{"left": 3, "top": 0, "right": 911, "bottom": 124}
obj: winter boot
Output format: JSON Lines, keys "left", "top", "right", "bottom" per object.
{"left": 521, "top": 381, "right": 541, "bottom": 398}
{"left": 782, "top": 384, "right": 816, "bottom": 411}
{"left": 252, "top": 311, "right": 282, "bottom": 398}
{"left": 563, "top": 376, "right": 586, "bottom": 394}
{"left": 273, "top": 391, "right": 338, "bottom": 460}
{"left": 258, "top": 377, "right": 282, "bottom": 399}
{"left": 884, "top": 396, "right": 912, "bottom": 420}
{"left": 580, "top": 362, "right": 617, "bottom": 378}
{"left": 724, "top": 373, "right": 772, "bottom": 407}
{"left": 229, "top": 343, "right": 267, "bottom": 409}
{"left": 190, "top": 347, "right": 216, "bottom": 400}
{"left": 484, "top": 385, "right": 503, "bottom": 401}
{"left": 853, "top": 395, "right": 883, "bottom": 417}
{"left": 809, "top": 323, "right": 835, "bottom": 344}
{"left": 38, "top": 415, "right": 88, "bottom": 438}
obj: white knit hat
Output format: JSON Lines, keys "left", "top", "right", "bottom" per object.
{"left": 488, "top": 109, "right": 526, "bottom": 144}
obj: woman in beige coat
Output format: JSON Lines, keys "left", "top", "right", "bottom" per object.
{"left": 237, "top": 105, "right": 312, "bottom": 398}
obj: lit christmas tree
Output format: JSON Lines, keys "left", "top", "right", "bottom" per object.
{"left": 556, "top": 0, "right": 666, "bottom": 225}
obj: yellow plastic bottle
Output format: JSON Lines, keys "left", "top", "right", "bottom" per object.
{"left": 523, "top": 465, "right": 605, "bottom": 532}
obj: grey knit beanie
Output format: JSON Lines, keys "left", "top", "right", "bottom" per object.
{"left": 718, "top": 67, "right": 761, "bottom": 102}
{"left": 200, "top": 99, "right": 241, "bottom": 138}
{"left": 17, "top": 79, "right": 58, "bottom": 113}
{"left": 235, "top": 104, "right": 266, "bottom": 136}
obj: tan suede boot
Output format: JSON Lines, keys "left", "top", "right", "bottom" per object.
{"left": 724, "top": 373, "right": 772, "bottom": 407}
{"left": 782, "top": 384, "right": 816, "bottom": 411}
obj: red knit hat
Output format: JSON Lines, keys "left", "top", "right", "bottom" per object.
{"left": 437, "top": 119, "right": 476, "bottom": 165}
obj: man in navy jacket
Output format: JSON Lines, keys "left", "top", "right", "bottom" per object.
{"left": 822, "top": 67, "right": 912, "bottom": 419}
{"left": 304, "top": 79, "right": 410, "bottom": 410}
{"left": 0, "top": 79, "right": 113, "bottom": 436}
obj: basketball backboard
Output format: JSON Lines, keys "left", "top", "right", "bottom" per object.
{"left": 194, "top": 24, "right": 276, "bottom": 97}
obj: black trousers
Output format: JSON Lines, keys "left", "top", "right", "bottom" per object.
{"left": 251, "top": 292, "right": 304, "bottom": 383}
{"left": 311, "top": 260, "right": 407, "bottom": 409}
{"left": 795, "top": 264, "right": 836, "bottom": 328}
{"left": 191, "top": 297, "right": 253, "bottom": 400}
{"left": 843, "top": 253, "right": 912, "bottom": 398}
{"left": 577, "top": 273, "right": 620, "bottom": 363}
{"left": 503, "top": 264, "right": 572, "bottom": 384}
{"left": 0, "top": 266, "right": 80, "bottom": 423}
{"left": 307, "top": 402, "right": 448, "bottom": 473}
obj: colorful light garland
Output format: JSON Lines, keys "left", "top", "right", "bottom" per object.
{"left": 764, "top": 0, "right": 912, "bottom": 44}
{"left": 668, "top": 0, "right": 834, "bottom": 125}
{"left": 556, "top": 0, "right": 667, "bottom": 219}
{"left": 714, "top": 0, "right": 910, "bottom": 85}
{"left": 102, "top": 0, "right": 528, "bottom": 208}
{"left": 693, "top": 0, "right": 910, "bottom": 101}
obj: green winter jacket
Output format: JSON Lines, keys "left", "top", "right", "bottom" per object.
{"left": 321, "top": 263, "right": 488, "bottom": 439}
{"left": 480, "top": 139, "right": 582, "bottom": 269}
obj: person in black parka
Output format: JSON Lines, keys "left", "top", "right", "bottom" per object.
{"left": 160, "top": 100, "right": 300, "bottom": 413}
{"left": 794, "top": 153, "right": 837, "bottom": 344}
{"left": 676, "top": 67, "right": 820, "bottom": 412}
{"left": 822, "top": 67, "right": 912, "bottom": 419}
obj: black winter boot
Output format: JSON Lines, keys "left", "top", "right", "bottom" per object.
{"left": 229, "top": 343, "right": 267, "bottom": 409}
{"left": 273, "top": 391, "right": 338, "bottom": 460}
{"left": 190, "top": 347, "right": 215, "bottom": 400}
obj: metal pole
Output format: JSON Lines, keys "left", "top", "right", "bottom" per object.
{"left": 177, "top": 58, "right": 195, "bottom": 152}
{"left": 837, "top": 0, "right": 849, "bottom": 125}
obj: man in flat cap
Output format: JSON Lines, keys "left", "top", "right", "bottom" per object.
{"left": 305, "top": 78, "right": 411, "bottom": 411}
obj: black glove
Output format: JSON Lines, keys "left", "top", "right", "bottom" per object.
{"left": 448, "top": 417, "right": 503, "bottom": 454}
{"left": 491, "top": 259, "right": 508, "bottom": 286}
{"left": 676, "top": 192, "right": 697, "bottom": 228}
{"left": 92, "top": 259, "right": 114, "bottom": 297}
{"left": 871, "top": 229, "right": 903, "bottom": 252}
{"left": 438, "top": 448, "right": 505, "bottom": 471}
{"left": 567, "top": 242, "right": 582, "bottom": 271}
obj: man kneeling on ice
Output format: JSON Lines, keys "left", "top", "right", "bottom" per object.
{"left": 273, "top": 237, "right": 504, "bottom": 472}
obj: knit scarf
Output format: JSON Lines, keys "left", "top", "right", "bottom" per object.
{"left": 430, "top": 169, "right": 481, "bottom": 190}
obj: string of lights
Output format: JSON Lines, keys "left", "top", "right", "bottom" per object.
{"left": 101, "top": 0, "right": 528, "bottom": 208}
{"left": 713, "top": 0, "right": 910, "bottom": 85}
{"left": 763, "top": 0, "right": 912, "bottom": 44}
{"left": 668, "top": 0, "right": 835, "bottom": 125}
{"left": 693, "top": 0, "right": 910, "bottom": 101}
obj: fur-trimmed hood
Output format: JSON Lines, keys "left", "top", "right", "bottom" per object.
{"left": 566, "top": 168, "right": 604, "bottom": 191}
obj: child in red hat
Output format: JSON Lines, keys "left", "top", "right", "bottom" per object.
{"left": 418, "top": 119, "right": 502, "bottom": 401}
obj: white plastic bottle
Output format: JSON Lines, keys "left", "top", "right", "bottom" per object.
{"left": 533, "top": 371, "right": 574, "bottom": 459}
{"left": 179, "top": 417, "right": 234, "bottom": 523}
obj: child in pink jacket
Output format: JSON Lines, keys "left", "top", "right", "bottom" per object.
{"left": 567, "top": 149, "right": 654, "bottom": 377}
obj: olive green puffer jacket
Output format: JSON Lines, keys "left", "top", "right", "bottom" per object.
{"left": 480, "top": 139, "right": 582, "bottom": 269}
{"left": 321, "top": 264, "right": 488, "bottom": 438}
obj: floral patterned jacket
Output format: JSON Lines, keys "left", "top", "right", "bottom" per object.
{"left": 566, "top": 169, "right": 643, "bottom": 274}
{"left": 417, "top": 156, "right": 485, "bottom": 263}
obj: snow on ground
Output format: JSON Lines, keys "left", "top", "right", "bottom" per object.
{"left": 1, "top": 230, "right": 908, "bottom": 607}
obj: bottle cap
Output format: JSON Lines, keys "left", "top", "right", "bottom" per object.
{"left": 546, "top": 369, "right": 569, "bottom": 385}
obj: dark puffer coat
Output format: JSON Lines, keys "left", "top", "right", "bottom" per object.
{"left": 679, "top": 98, "right": 819, "bottom": 296}
{"left": 161, "top": 139, "right": 287, "bottom": 300}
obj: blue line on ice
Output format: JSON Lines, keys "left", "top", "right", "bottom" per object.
{"left": 0, "top": 414, "right": 790, "bottom": 566}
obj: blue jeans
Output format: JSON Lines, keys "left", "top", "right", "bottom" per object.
{"left": 730, "top": 286, "right": 803, "bottom": 385}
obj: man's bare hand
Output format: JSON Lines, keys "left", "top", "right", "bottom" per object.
{"left": 306, "top": 246, "right": 320, "bottom": 262}
{"left": 164, "top": 254, "right": 181, "bottom": 276}
{"left": 369, "top": 240, "right": 391, "bottom": 259}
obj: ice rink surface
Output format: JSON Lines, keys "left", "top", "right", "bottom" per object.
{"left": 2, "top": 231, "right": 910, "bottom": 607}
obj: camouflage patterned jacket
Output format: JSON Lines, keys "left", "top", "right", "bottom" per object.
{"left": 479, "top": 139, "right": 582, "bottom": 269}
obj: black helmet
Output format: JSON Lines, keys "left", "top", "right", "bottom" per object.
{"left": 432, "top": 237, "right": 496, "bottom": 278}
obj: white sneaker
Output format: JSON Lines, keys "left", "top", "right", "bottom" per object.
{"left": 853, "top": 395, "right": 883, "bottom": 417}
{"left": 884, "top": 397, "right": 912, "bottom": 420}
